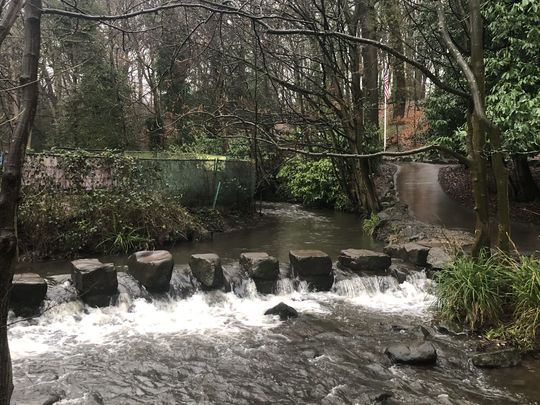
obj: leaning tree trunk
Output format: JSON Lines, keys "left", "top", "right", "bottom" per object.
{"left": 0, "top": 1, "right": 41, "bottom": 403}
{"left": 468, "top": 0, "right": 511, "bottom": 251}
{"left": 510, "top": 154, "right": 540, "bottom": 202}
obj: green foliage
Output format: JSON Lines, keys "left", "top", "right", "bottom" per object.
{"left": 424, "top": 0, "right": 540, "bottom": 155}
{"left": 424, "top": 88, "right": 467, "bottom": 155}
{"left": 18, "top": 150, "right": 206, "bottom": 257}
{"left": 277, "top": 157, "right": 351, "bottom": 210}
{"left": 177, "top": 134, "right": 251, "bottom": 159}
{"left": 506, "top": 256, "right": 540, "bottom": 348}
{"left": 485, "top": 0, "right": 540, "bottom": 153}
{"left": 435, "top": 252, "right": 509, "bottom": 331}
{"left": 362, "top": 213, "right": 380, "bottom": 237}
{"left": 436, "top": 252, "right": 540, "bottom": 348}
{"left": 61, "top": 57, "right": 133, "bottom": 149}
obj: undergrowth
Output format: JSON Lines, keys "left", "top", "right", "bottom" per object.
{"left": 18, "top": 150, "right": 211, "bottom": 258}
{"left": 362, "top": 213, "right": 380, "bottom": 237}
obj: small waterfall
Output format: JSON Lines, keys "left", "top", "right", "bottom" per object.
{"left": 233, "top": 278, "right": 258, "bottom": 298}
{"left": 332, "top": 275, "right": 400, "bottom": 297}
{"left": 275, "top": 278, "right": 295, "bottom": 295}
{"left": 331, "top": 271, "right": 434, "bottom": 314}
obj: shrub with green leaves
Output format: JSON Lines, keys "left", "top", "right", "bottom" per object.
{"left": 18, "top": 150, "right": 208, "bottom": 258}
{"left": 362, "top": 213, "right": 380, "bottom": 237}
{"left": 277, "top": 157, "right": 351, "bottom": 210}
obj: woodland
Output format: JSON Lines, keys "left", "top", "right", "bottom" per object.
{"left": 0, "top": 1, "right": 539, "bottom": 403}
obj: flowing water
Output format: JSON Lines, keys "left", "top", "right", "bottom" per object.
{"left": 9, "top": 171, "right": 540, "bottom": 404}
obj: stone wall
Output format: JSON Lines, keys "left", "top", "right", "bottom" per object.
{"left": 21, "top": 152, "right": 255, "bottom": 207}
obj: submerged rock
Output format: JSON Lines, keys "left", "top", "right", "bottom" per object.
{"left": 264, "top": 302, "right": 298, "bottom": 320}
{"left": 70, "top": 259, "right": 118, "bottom": 307}
{"left": 383, "top": 243, "right": 430, "bottom": 267}
{"left": 338, "top": 249, "right": 391, "bottom": 274}
{"left": 384, "top": 342, "right": 437, "bottom": 365}
{"left": 471, "top": 349, "right": 521, "bottom": 368}
{"left": 10, "top": 273, "right": 48, "bottom": 316}
{"left": 127, "top": 250, "right": 174, "bottom": 293}
{"left": 189, "top": 253, "right": 225, "bottom": 290}
{"left": 239, "top": 252, "right": 279, "bottom": 280}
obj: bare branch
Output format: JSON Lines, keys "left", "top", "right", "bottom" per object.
{"left": 0, "top": 0, "right": 23, "bottom": 47}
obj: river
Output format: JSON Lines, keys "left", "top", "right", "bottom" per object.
{"left": 8, "top": 164, "right": 540, "bottom": 404}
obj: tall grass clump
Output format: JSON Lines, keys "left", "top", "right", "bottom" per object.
{"left": 362, "top": 213, "right": 380, "bottom": 237}
{"left": 436, "top": 251, "right": 540, "bottom": 348}
{"left": 435, "top": 252, "right": 510, "bottom": 331}
{"left": 506, "top": 256, "right": 540, "bottom": 348}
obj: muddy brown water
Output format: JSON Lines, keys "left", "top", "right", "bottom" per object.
{"left": 8, "top": 164, "right": 540, "bottom": 404}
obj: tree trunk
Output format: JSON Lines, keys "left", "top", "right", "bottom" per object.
{"left": 510, "top": 154, "right": 540, "bottom": 202}
{"left": 386, "top": 2, "right": 407, "bottom": 119}
{"left": 0, "top": 1, "right": 41, "bottom": 403}
{"left": 469, "top": 0, "right": 511, "bottom": 251}
{"left": 488, "top": 124, "right": 511, "bottom": 251}
{"left": 467, "top": 109, "right": 491, "bottom": 256}
{"left": 360, "top": 0, "right": 379, "bottom": 129}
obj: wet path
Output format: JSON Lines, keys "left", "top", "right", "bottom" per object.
{"left": 396, "top": 162, "right": 540, "bottom": 253}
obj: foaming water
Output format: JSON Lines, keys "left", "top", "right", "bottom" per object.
{"left": 331, "top": 272, "right": 435, "bottom": 315}
{"left": 9, "top": 273, "right": 433, "bottom": 362}
{"left": 10, "top": 271, "right": 530, "bottom": 404}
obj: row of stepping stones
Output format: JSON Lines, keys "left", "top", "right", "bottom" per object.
{"left": 10, "top": 244, "right": 450, "bottom": 312}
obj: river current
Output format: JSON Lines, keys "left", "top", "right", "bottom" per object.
{"left": 9, "top": 167, "right": 540, "bottom": 404}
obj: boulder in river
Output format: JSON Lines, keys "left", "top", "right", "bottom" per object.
{"left": 338, "top": 249, "right": 391, "bottom": 274}
{"left": 264, "top": 302, "right": 298, "bottom": 320}
{"left": 384, "top": 342, "right": 437, "bottom": 365}
{"left": 289, "top": 250, "right": 334, "bottom": 291}
{"left": 189, "top": 253, "right": 225, "bottom": 290}
{"left": 383, "top": 243, "right": 430, "bottom": 267}
{"left": 70, "top": 258, "right": 118, "bottom": 307}
{"left": 10, "top": 273, "right": 48, "bottom": 315}
{"left": 471, "top": 349, "right": 521, "bottom": 368}
{"left": 127, "top": 250, "right": 174, "bottom": 293}
{"left": 289, "top": 250, "right": 332, "bottom": 276}
{"left": 239, "top": 252, "right": 279, "bottom": 280}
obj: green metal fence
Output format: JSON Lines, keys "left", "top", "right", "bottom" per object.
{"left": 140, "top": 157, "right": 255, "bottom": 207}
{"left": 23, "top": 151, "right": 255, "bottom": 208}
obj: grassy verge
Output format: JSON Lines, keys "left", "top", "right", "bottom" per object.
{"left": 435, "top": 251, "right": 540, "bottom": 349}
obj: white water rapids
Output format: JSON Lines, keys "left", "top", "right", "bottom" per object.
{"left": 9, "top": 272, "right": 434, "bottom": 361}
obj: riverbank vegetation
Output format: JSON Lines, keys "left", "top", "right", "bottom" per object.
{"left": 436, "top": 252, "right": 540, "bottom": 349}
{"left": 17, "top": 150, "right": 224, "bottom": 260}
{"left": 0, "top": 0, "right": 539, "bottom": 401}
